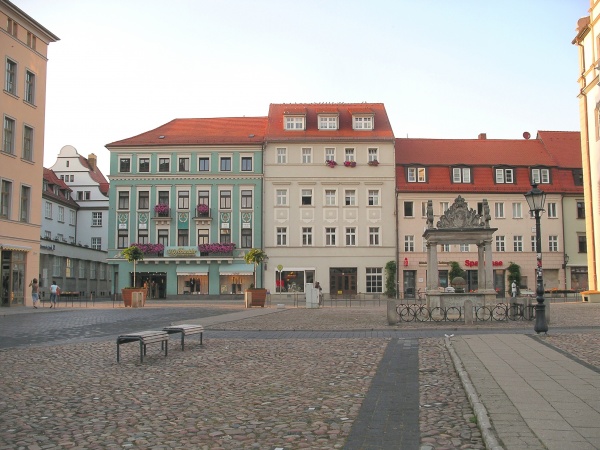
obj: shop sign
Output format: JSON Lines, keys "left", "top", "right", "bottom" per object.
{"left": 165, "top": 246, "right": 198, "bottom": 257}
{"left": 465, "top": 259, "right": 503, "bottom": 267}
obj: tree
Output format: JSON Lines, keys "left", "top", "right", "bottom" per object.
{"left": 449, "top": 261, "right": 466, "bottom": 283}
{"left": 122, "top": 245, "right": 144, "bottom": 287}
{"left": 244, "top": 248, "right": 267, "bottom": 288}
{"left": 385, "top": 260, "right": 397, "bottom": 298}
{"left": 507, "top": 262, "right": 522, "bottom": 290}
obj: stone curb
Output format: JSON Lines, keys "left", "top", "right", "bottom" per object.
{"left": 444, "top": 336, "right": 503, "bottom": 450}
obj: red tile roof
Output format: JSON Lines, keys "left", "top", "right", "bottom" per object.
{"left": 106, "top": 117, "right": 268, "bottom": 148}
{"left": 266, "top": 103, "right": 394, "bottom": 141}
{"left": 395, "top": 132, "right": 582, "bottom": 194}
{"left": 43, "top": 168, "right": 79, "bottom": 207}
{"left": 77, "top": 155, "right": 109, "bottom": 196}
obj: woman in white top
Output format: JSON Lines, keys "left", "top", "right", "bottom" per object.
{"left": 50, "top": 281, "right": 60, "bottom": 308}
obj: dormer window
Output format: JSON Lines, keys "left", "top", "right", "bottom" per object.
{"left": 531, "top": 168, "right": 550, "bottom": 184}
{"left": 495, "top": 167, "right": 514, "bottom": 184}
{"left": 284, "top": 116, "right": 305, "bottom": 130}
{"left": 452, "top": 167, "right": 471, "bottom": 183}
{"left": 353, "top": 115, "right": 373, "bottom": 130}
{"left": 53, "top": 186, "right": 59, "bottom": 195}
{"left": 318, "top": 115, "right": 338, "bottom": 130}
{"left": 407, "top": 167, "right": 427, "bottom": 183}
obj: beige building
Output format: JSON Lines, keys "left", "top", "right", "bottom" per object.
{"left": 263, "top": 103, "right": 396, "bottom": 296}
{"left": 1, "top": 1, "right": 58, "bottom": 307}
{"left": 573, "top": 4, "right": 600, "bottom": 290}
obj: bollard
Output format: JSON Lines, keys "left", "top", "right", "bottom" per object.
{"left": 464, "top": 299, "right": 474, "bottom": 324}
{"left": 387, "top": 300, "right": 398, "bottom": 325}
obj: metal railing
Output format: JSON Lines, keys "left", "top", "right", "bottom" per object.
{"left": 395, "top": 303, "right": 536, "bottom": 323}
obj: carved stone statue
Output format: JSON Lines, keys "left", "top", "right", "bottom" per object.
{"left": 436, "top": 196, "right": 483, "bottom": 229}
{"left": 426, "top": 200, "right": 434, "bottom": 229}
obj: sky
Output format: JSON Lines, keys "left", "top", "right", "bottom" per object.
{"left": 15, "top": 0, "right": 590, "bottom": 177}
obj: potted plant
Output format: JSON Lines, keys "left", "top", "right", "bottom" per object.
{"left": 154, "top": 204, "right": 169, "bottom": 217}
{"left": 196, "top": 204, "right": 210, "bottom": 216}
{"left": 325, "top": 160, "right": 337, "bottom": 168}
{"left": 121, "top": 245, "right": 147, "bottom": 307}
{"left": 244, "top": 248, "right": 268, "bottom": 307}
{"left": 368, "top": 159, "right": 379, "bottom": 166}
{"left": 343, "top": 161, "right": 357, "bottom": 168}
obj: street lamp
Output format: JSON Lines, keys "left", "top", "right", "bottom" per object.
{"left": 524, "top": 183, "right": 548, "bottom": 334}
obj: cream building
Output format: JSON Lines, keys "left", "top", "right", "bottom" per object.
{"left": 263, "top": 103, "right": 396, "bottom": 296}
{"left": 1, "top": 0, "right": 58, "bottom": 307}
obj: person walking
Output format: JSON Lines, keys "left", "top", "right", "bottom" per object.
{"left": 511, "top": 280, "right": 517, "bottom": 298}
{"left": 29, "top": 278, "right": 39, "bottom": 309}
{"left": 50, "top": 280, "right": 60, "bottom": 308}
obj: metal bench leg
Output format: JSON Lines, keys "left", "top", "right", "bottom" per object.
{"left": 181, "top": 333, "right": 185, "bottom": 351}
{"left": 164, "top": 339, "right": 168, "bottom": 357}
{"left": 200, "top": 333, "right": 203, "bottom": 345}
{"left": 140, "top": 341, "right": 145, "bottom": 363}
{"left": 117, "top": 342, "right": 120, "bottom": 362}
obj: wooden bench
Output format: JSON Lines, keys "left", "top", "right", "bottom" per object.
{"left": 116, "top": 330, "right": 169, "bottom": 363}
{"left": 162, "top": 324, "right": 204, "bottom": 351}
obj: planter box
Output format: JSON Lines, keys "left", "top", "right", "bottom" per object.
{"left": 582, "top": 291, "right": 600, "bottom": 303}
{"left": 121, "top": 288, "right": 147, "bottom": 307}
{"left": 246, "top": 288, "right": 267, "bottom": 307}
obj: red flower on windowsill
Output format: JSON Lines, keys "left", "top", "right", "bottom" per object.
{"left": 325, "top": 160, "right": 338, "bottom": 168}
{"left": 344, "top": 161, "right": 357, "bottom": 167}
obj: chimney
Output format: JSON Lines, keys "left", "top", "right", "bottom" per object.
{"left": 88, "top": 153, "right": 97, "bottom": 171}
{"left": 478, "top": 133, "right": 487, "bottom": 140}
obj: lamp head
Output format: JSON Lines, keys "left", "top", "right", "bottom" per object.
{"left": 524, "top": 183, "right": 546, "bottom": 212}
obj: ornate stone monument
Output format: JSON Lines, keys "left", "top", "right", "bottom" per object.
{"left": 423, "top": 196, "right": 498, "bottom": 309}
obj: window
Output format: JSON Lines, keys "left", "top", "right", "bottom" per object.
{"left": 22, "top": 125, "right": 33, "bottom": 161}
{"left": 241, "top": 228, "right": 252, "bottom": 248}
{"left": 577, "top": 201, "right": 585, "bottom": 219}
{"left": 138, "top": 191, "right": 149, "bottom": 209}
{"left": 325, "top": 227, "right": 336, "bottom": 246}
{"left": 404, "top": 235, "right": 414, "bottom": 252}
{"left": 137, "top": 229, "right": 148, "bottom": 245}
{"left": 20, "top": 185, "right": 29, "bottom": 222}
{"left": 139, "top": 158, "right": 149, "bottom": 172}
{"left": 117, "top": 230, "right": 128, "bottom": 249}
{"left": 179, "top": 157, "right": 190, "bottom": 172}
{"left": 494, "top": 202, "right": 504, "bottom": 218}
{"left": 345, "top": 189, "right": 356, "bottom": 206}
{"left": 549, "top": 236, "right": 559, "bottom": 252}
{"left": 353, "top": 116, "right": 373, "bottom": 130}
{"left": 118, "top": 191, "right": 129, "bottom": 209}
{"left": 79, "top": 261, "right": 86, "bottom": 278}
{"left": 495, "top": 168, "right": 514, "bottom": 184}
{"left": 199, "top": 157, "right": 210, "bottom": 171}
{"left": 89, "top": 262, "right": 96, "bottom": 279}
{"left": 52, "top": 257, "right": 61, "bottom": 277}
{"left": 220, "top": 190, "right": 231, "bottom": 209}
{"left": 241, "top": 157, "right": 252, "bottom": 171}
{"left": 158, "top": 229, "right": 169, "bottom": 247}
{"left": 495, "top": 235, "right": 505, "bottom": 252}
{"left": 197, "top": 229, "right": 209, "bottom": 245}
{"left": 404, "top": 201, "right": 414, "bottom": 217}
{"left": 344, "top": 148, "right": 355, "bottom": 162}
{"left": 368, "top": 190, "right": 379, "bottom": 206}
{"left": 440, "top": 202, "right": 449, "bottom": 215}
{"left": 366, "top": 268, "right": 383, "bottom": 293}
{"left": 7, "top": 18, "right": 17, "bottom": 37}
{"left": 452, "top": 167, "right": 471, "bottom": 183}
{"left": 531, "top": 235, "right": 537, "bottom": 252}
{"left": 77, "top": 191, "right": 91, "bottom": 201}
{"left": 99, "top": 264, "right": 106, "bottom": 280}
{"left": 159, "top": 157, "right": 170, "bottom": 172}
{"left": 276, "top": 189, "right": 287, "bottom": 206}
{"left": 302, "top": 148, "right": 312, "bottom": 164}
{"left": 5, "top": 59, "right": 16, "bottom": 95}
{"left": 26, "top": 31, "right": 36, "bottom": 50}
{"left": 220, "top": 229, "right": 231, "bottom": 244}
{"left": 345, "top": 227, "right": 356, "bottom": 246}
{"left": 24, "top": 71, "right": 35, "bottom": 104}
{"left": 512, "top": 202, "right": 522, "bottom": 219}
{"left": 302, "top": 227, "right": 313, "bottom": 246}
{"left": 301, "top": 189, "right": 312, "bottom": 206}
{"left": 178, "top": 229, "right": 189, "bottom": 246}
{"left": 284, "top": 116, "right": 304, "bottom": 130}
{"left": 369, "top": 227, "right": 380, "bottom": 246}
{"left": 276, "top": 227, "right": 287, "bottom": 246}
{"left": 277, "top": 148, "right": 287, "bottom": 164}
{"left": 119, "top": 158, "right": 130, "bottom": 172}
{"left": 197, "top": 190, "right": 209, "bottom": 207}
{"left": 92, "top": 212, "right": 102, "bottom": 226}
{"left": 407, "top": 167, "right": 426, "bottom": 183}
{"left": 573, "top": 169, "right": 584, "bottom": 186}
{"left": 325, "top": 148, "right": 335, "bottom": 162}
{"left": 178, "top": 191, "right": 189, "bottom": 209}
{"left": 3, "top": 117, "right": 15, "bottom": 154}
{"left": 91, "top": 237, "right": 101, "bottom": 250}
{"left": 69, "top": 210, "right": 75, "bottom": 225}
{"left": 531, "top": 168, "right": 550, "bottom": 184}
{"left": 547, "top": 202, "right": 557, "bottom": 218}
{"left": 318, "top": 115, "right": 338, "bottom": 129}
{"left": 368, "top": 148, "right": 378, "bottom": 163}
{"left": 513, "top": 236, "right": 523, "bottom": 252}
{"left": 241, "top": 189, "right": 252, "bottom": 209}
{"left": 58, "top": 206, "right": 64, "bottom": 223}
{"left": 325, "top": 189, "right": 336, "bottom": 206}
{"left": 440, "top": 244, "right": 450, "bottom": 252}
{"left": 65, "top": 258, "right": 73, "bottom": 278}
{"left": 158, "top": 191, "right": 169, "bottom": 207}
{"left": 579, "top": 235, "right": 587, "bottom": 253}
{"left": 43, "top": 200, "right": 51, "bottom": 219}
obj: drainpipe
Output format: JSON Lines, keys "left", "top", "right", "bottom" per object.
{"left": 395, "top": 189, "right": 400, "bottom": 299}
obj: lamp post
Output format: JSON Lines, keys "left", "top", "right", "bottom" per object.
{"left": 524, "top": 183, "right": 548, "bottom": 334}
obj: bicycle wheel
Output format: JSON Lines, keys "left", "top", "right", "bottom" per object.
{"left": 398, "top": 305, "right": 414, "bottom": 322}
{"left": 492, "top": 304, "right": 508, "bottom": 321}
{"left": 415, "top": 306, "right": 430, "bottom": 322}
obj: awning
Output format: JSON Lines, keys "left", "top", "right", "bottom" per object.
{"left": 0, "top": 243, "right": 31, "bottom": 252}
{"left": 176, "top": 265, "right": 209, "bottom": 276}
{"left": 219, "top": 263, "right": 254, "bottom": 276}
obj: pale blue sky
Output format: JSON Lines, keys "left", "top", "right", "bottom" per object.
{"left": 16, "top": 0, "right": 589, "bottom": 176}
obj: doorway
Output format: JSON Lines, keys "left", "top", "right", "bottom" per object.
{"left": 329, "top": 267, "right": 357, "bottom": 295}
{"left": 403, "top": 270, "right": 416, "bottom": 298}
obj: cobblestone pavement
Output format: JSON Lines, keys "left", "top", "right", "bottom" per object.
{"left": 0, "top": 301, "right": 598, "bottom": 449}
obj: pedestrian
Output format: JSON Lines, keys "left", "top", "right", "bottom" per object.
{"left": 151, "top": 281, "right": 156, "bottom": 299}
{"left": 511, "top": 280, "right": 517, "bottom": 298}
{"left": 29, "top": 278, "right": 39, "bottom": 309}
{"left": 315, "top": 281, "right": 323, "bottom": 306}
{"left": 50, "top": 280, "right": 60, "bottom": 308}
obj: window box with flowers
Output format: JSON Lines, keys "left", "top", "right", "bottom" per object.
{"left": 196, "top": 204, "right": 210, "bottom": 217}
{"left": 132, "top": 243, "right": 165, "bottom": 257}
{"left": 154, "top": 204, "right": 170, "bottom": 217}
{"left": 368, "top": 159, "right": 379, "bottom": 166}
{"left": 198, "top": 242, "right": 236, "bottom": 256}
{"left": 325, "top": 160, "right": 338, "bottom": 168}
{"left": 344, "top": 161, "right": 357, "bottom": 168}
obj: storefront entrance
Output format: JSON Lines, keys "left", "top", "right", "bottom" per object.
{"left": 134, "top": 272, "right": 167, "bottom": 299}
{"left": 403, "top": 270, "right": 416, "bottom": 298}
{"left": 1, "top": 250, "right": 25, "bottom": 306}
{"left": 329, "top": 267, "right": 357, "bottom": 296}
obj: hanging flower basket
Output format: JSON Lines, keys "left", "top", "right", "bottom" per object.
{"left": 368, "top": 159, "right": 379, "bottom": 166}
{"left": 154, "top": 204, "right": 169, "bottom": 216}
{"left": 344, "top": 161, "right": 357, "bottom": 168}
{"left": 196, "top": 204, "right": 210, "bottom": 216}
{"left": 325, "top": 160, "right": 338, "bottom": 168}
